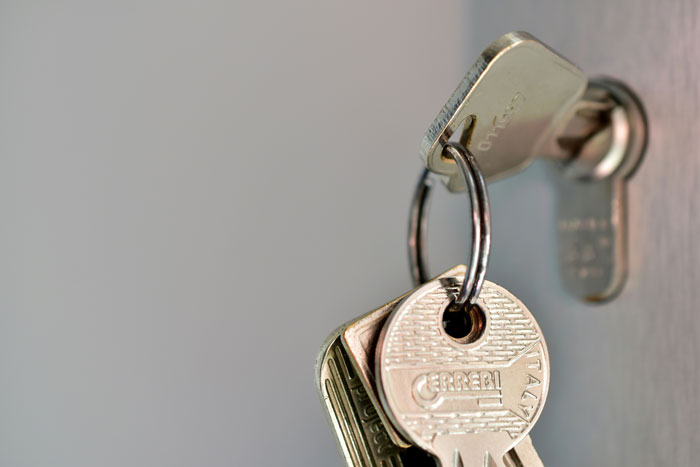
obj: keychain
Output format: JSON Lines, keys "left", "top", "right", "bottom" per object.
{"left": 317, "top": 28, "right": 647, "bottom": 466}
{"left": 316, "top": 142, "right": 549, "bottom": 466}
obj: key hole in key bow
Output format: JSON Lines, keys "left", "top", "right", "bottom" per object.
{"left": 442, "top": 301, "right": 485, "bottom": 344}
{"left": 439, "top": 117, "right": 476, "bottom": 163}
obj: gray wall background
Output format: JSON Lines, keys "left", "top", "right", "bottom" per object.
{"left": 2, "top": 1, "right": 698, "bottom": 466}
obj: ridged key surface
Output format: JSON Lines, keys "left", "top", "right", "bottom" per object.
{"left": 376, "top": 277, "right": 549, "bottom": 466}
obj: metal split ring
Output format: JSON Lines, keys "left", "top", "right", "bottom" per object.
{"left": 408, "top": 142, "right": 491, "bottom": 308}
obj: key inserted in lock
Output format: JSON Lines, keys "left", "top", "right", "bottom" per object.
{"left": 420, "top": 31, "right": 647, "bottom": 302}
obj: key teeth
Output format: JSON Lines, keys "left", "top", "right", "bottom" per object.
{"left": 453, "top": 451, "right": 500, "bottom": 467}
{"left": 485, "top": 452, "right": 501, "bottom": 467}
{"left": 454, "top": 449, "right": 463, "bottom": 467}
{"left": 450, "top": 449, "right": 503, "bottom": 467}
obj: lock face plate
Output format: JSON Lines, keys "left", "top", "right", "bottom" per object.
{"left": 553, "top": 78, "right": 647, "bottom": 302}
{"left": 421, "top": 31, "right": 587, "bottom": 191}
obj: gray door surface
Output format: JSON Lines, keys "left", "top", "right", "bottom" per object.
{"left": 2, "top": 1, "right": 697, "bottom": 466}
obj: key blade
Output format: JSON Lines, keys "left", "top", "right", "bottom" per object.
{"left": 315, "top": 331, "right": 405, "bottom": 466}
{"left": 503, "top": 435, "right": 544, "bottom": 467}
{"left": 450, "top": 449, "right": 499, "bottom": 467}
{"left": 433, "top": 437, "right": 507, "bottom": 467}
{"left": 421, "top": 31, "right": 587, "bottom": 191}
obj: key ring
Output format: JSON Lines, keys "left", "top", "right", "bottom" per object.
{"left": 408, "top": 142, "right": 491, "bottom": 308}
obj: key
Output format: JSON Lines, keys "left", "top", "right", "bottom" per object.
{"left": 421, "top": 31, "right": 587, "bottom": 191}
{"left": 503, "top": 436, "right": 544, "bottom": 467}
{"left": 316, "top": 333, "right": 439, "bottom": 467}
{"left": 375, "top": 273, "right": 549, "bottom": 467}
{"left": 341, "top": 265, "right": 542, "bottom": 466}
{"left": 316, "top": 329, "right": 406, "bottom": 466}
{"left": 316, "top": 267, "right": 464, "bottom": 466}
{"left": 341, "top": 265, "right": 468, "bottom": 450}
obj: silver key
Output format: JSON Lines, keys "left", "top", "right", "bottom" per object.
{"left": 316, "top": 329, "right": 406, "bottom": 466}
{"left": 376, "top": 274, "right": 549, "bottom": 467}
{"left": 421, "top": 31, "right": 587, "bottom": 190}
{"left": 315, "top": 267, "right": 464, "bottom": 466}
{"left": 343, "top": 265, "right": 542, "bottom": 466}
{"left": 341, "top": 265, "right": 467, "bottom": 449}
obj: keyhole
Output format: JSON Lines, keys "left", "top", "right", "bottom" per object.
{"left": 442, "top": 301, "right": 485, "bottom": 344}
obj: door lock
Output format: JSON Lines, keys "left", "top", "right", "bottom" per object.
{"left": 419, "top": 32, "right": 647, "bottom": 302}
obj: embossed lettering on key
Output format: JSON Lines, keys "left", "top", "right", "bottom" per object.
{"left": 316, "top": 330, "right": 405, "bottom": 466}
{"left": 376, "top": 275, "right": 549, "bottom": 467}
{"left": 421, "top": 31, "right": 587, "bottom": 191}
